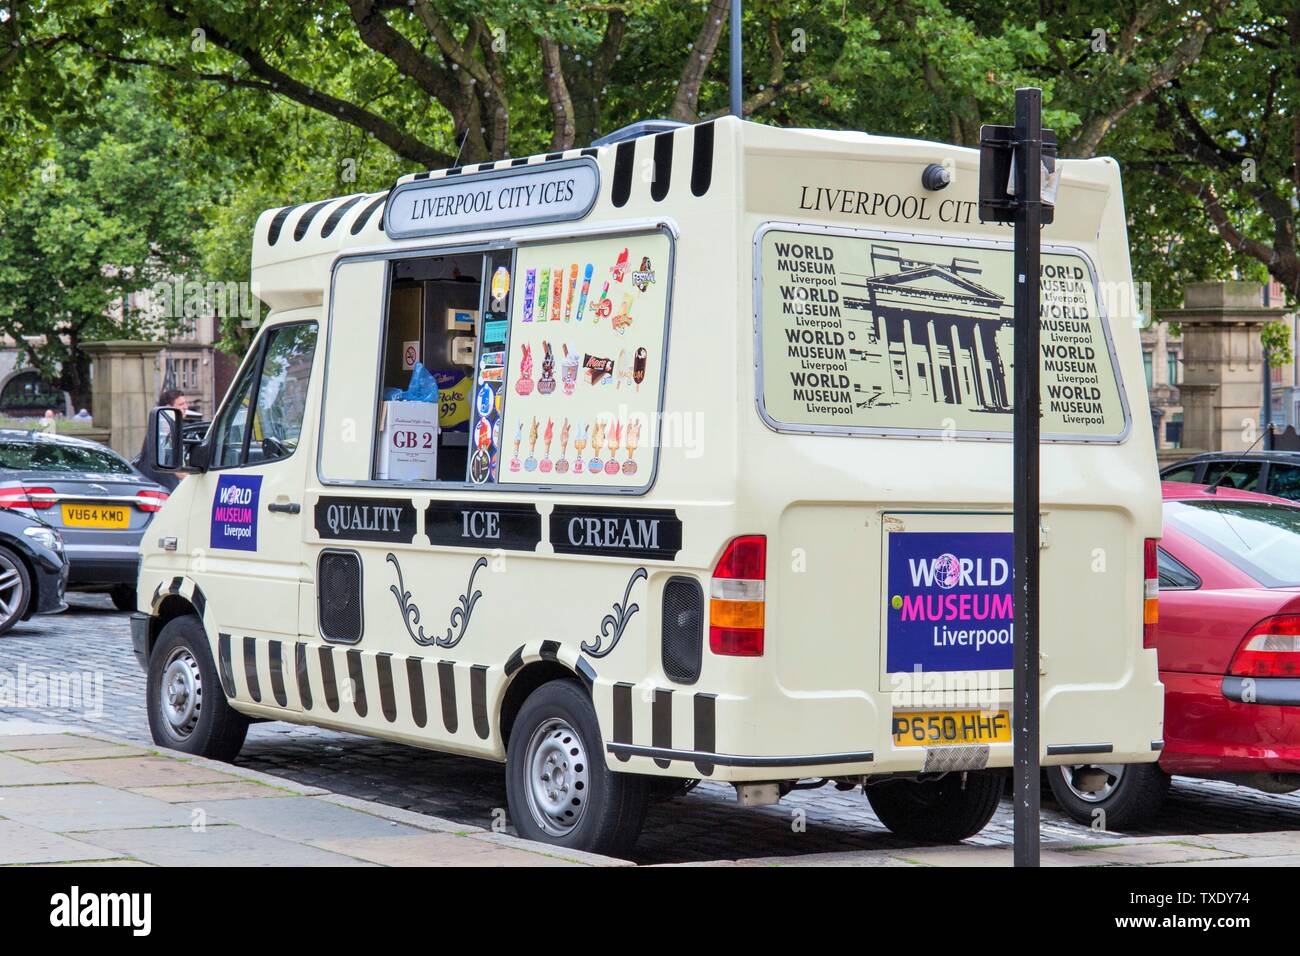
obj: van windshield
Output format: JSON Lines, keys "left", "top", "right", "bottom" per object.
{"left": 1164, "top": 499, "right": 1300, "bottom": 588}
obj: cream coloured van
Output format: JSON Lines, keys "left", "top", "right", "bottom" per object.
{"left": 134, "top": 117, "right": 1163, "bottom": 856}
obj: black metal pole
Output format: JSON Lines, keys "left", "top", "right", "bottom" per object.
{"left": 1012, "top": 87, "right": 1043, "bottom": 868}
{"left": 1264, "top": 354, "right": 1273, "bottom": 450}
{"left": 730, "top": 0, "right": 742, "bottom": 117}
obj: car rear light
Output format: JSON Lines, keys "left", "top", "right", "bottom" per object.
{"left": 1143, "top": 538, "right": 1159, "bottom": 648}
{"left": 136, "top": 489, "right": 169, "bottom": 512}
{"left": 0, "top": 485, "right": 55, "bottom": 510}
{"left": 710, "top": 535, "right": 766, "bottom": 656}
{"left": 1230, "top": 615, "right": 1300, "bottom": 678}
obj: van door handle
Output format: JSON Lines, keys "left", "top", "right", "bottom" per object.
{"left": 267, "top": 502, "right": 301, "bottom": 515}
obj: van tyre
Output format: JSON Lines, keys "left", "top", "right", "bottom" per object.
{"left": 1047, "top": 762, "right": 1168, "bottom": 831}
{"left": 506, "top": 679, "right": 648, "bottom": 857}
{"left": 866, "top": 770, "right": 1003, "bottom": 843}
{"left": 146, "top": 615, "right": 248, "bottom": 761}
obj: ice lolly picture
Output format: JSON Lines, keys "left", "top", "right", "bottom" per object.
{"left": 537, "top": 269, "right": 551, "bottom": 322}
{"left": 550, "top": 265, "right": 563, "bottom": 320}
{"left": 575, "top": 263, "right": 594, "bottom": 320}
{"left": 563, "top": 264, "right": 579, "bottom": 321}
{"left": 523, "top": 268, "right": 537, "bottom": 322}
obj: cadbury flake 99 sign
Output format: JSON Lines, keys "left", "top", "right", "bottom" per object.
{"left": 499, "top": 231, "right": 670, "bottom": 489}
{"left": 758, "top": 229, "right": 1127, "bottom": 438}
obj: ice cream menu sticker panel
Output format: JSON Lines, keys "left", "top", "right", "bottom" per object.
{"left": 758, "top": 230, "right": 1126, "bottom": 437}
{"left": 498, "top": 232, "right": 670, "bottom": 488}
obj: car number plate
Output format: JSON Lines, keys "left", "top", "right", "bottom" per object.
{"left": 61, "top": 504, "right": 130, "bottom": 529}
{"left": 891, "top": 709, "right": 1011, "bottom": 747}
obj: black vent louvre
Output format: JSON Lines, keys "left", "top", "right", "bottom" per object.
{"left": 318, "top": 550, "right": 364, "bottom": 643}
{"left": 661, "top": 576, "right": 704, "bottom": 685}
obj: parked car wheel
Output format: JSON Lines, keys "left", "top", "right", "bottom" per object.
{"left": 506, "top": 679, "right": 648, "bottom": 857}
{"left": 146, "top": 615, "right": 248, "bottom": 761}
{"left": 865, "top": 770, "right": 1003, "bottom": 842}
{"left": 1046, "top": 762, "right": 1169, "bottom": 830}
{"left": 110, "top": 585, "right": 137, "bottom": 613}
{"left": 0, "top": 545, "right": 32, "bottom": 635}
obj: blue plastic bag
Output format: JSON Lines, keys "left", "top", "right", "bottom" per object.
{"left": 389, "top": 362, "right": 440, "bottom": 403}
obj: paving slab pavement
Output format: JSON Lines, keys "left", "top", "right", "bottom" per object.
{"left": 0, "top": 721, "right": 624, "bottom": 867}
{"left": 6, "top": 719, "right": 1300, "bottom": 867}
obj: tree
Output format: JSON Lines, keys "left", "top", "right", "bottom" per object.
{"left": 0, "top": 81, "right": 208, "bottom": 407}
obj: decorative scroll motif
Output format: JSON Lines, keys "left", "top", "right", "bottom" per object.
{"left": 387, "top": 553, "right": 488, "bottom": 649}
{"left": 582, "top": 567, "right": 648, "bottom": 659}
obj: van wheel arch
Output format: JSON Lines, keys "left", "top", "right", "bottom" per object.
{"left": 499, "top": 660, "right": 584, "bottom": 747}
{"left": 147, "top": 594, "right": 203, "bottom": 663}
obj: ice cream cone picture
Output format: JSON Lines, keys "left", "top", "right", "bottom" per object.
{"left": 514, "top": 343, "right": 534, "bottom": 395}
{"left": 550, "top": 265, "right": 563, "bottom": 320}
{"left": 540, "top": 417, "right": 555, "bottom": 473}
{"left": 575, "top": 264, "right": 594, "bottom": 320}
{"left": 538, "top": 340, "right": 556, "bottom": 395}
{"left": 556, "top": 418, "right": 571, "bottom": 474}
{"left": 605, "top": 420, "right": 622, "bottom": 475}
{"left": 560, "top": 343, "right": 579, "bottom": 395}
{"left": 572, "top": 421, "right": 588, "bottom": 474}
{"left": 588, "top": 420, "right": 605, "bottom": 473}
{"left": 612, "top": 293, "right": 635, "bottom": 334}
{"left": 564, "top": 264, "right": 579, "bottom": 321}
{"left": 633, "top": 346, "right": 648, "bottom": 391}
{"left": 623, "top": 419, "right": 641, "bottom": 476}
{"left": 510, "top": 422, "right": 523, "bottom": 472}
{"left": 525, "top": 416, "right": 540, "bottom": 472}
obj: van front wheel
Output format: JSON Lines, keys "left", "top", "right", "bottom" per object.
{"left": 146, "top": 615, "right": 249, "bottom": 761}
{"left": 866, "top": 770, "right": 1003, "bottom": 843}
{"left": 506, "top": 679, "right": 648, "bottom": 857}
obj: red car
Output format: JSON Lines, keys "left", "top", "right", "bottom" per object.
{"left": 1049, "top": 481, "right": 1300, "bottom": 828}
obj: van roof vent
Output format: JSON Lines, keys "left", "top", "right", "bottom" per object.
{"left": 591, "top": 120, "right": 688, "bottom": 147}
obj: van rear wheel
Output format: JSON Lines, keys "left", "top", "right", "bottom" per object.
{"left": 506, "top": 679, "right": 647, "bottom": 857}
{"left": 1046, "top": 762, "right": 1168, "bottom": 830}
{"left": 146, "top": 614, "right": 249, "bottom": 761}
{"left": 866, "top": 770, "right": 1002, "bottom": 843}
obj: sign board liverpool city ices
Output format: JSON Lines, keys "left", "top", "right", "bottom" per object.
{"left": 386, "top": 159, "right": 600, "bottom": 239}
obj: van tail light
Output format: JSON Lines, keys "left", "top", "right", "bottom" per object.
{"left": 710, "top": 535, "right": 766, "bottom": 656}
{"left": 0, "top": 485, "right": 55, "bottom": 510}
{"left": 136, "top": 489, "right": 169, "bottom": 512}
{"left": 1143, "top": 538, "right": 1159, "bottom": 648}
{"left": 1230, "top": 615, "right": 1300, "bottom": 678}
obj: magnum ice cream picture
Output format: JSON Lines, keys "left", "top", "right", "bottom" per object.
{"left": 500, "top": 231, "right": 671, "bottom": 488}
{"left": 758, "top": 230, "right": 1126, "bottom": 436}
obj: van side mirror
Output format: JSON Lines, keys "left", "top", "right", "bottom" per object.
{"left": 148, "top": 406, "right": 182, "bottom": 471}
{"left": 147, "top": 406, "right": 212, "bottom": 473}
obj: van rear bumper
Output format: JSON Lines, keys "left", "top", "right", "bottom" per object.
{"left": 599, "top": 662, "right": 1164, "bottom": 782}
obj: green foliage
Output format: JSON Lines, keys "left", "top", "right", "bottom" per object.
{"left": 0, "top": 79, "right": 209, "bottom": 403}
{"left": 1262, "top": 319, "right": 1294, "bottom": 369}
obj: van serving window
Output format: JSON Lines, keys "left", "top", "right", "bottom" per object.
{"left": 755, "top": 226, "right": 1128, "bottom": 441}
{"left": 368, "top": 227, "right": 673, "bottom": 492}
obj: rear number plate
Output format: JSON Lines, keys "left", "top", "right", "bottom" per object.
{"left": 61, "top": 504, "right": 129, "bottom": 529}
{"left": 892, "top": 709, "right": 1011, "bottom": 747}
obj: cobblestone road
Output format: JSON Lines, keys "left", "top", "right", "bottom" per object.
{"left": 6, "top": 596, "right": 1300, "bottom": 864}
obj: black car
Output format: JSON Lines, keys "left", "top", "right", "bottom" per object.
{"left": 0, "top": 507, "right": 68, "bottom": 634}
{"left": 1160, "top": 450, "right": 1300, "bottom": 500}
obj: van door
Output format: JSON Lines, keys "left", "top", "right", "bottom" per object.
{"left": 188, "top": 320, "right": 319, "bottom": 711}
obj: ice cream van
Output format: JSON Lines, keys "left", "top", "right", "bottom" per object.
{"left": 134, "top": 116, "right": 1163, "bottom": 856}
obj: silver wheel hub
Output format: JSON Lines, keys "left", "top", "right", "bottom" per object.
{"left": 524, "top": 718, "right": 590, "bottom": 836}
{"left": 0, "top": 556, "right": 23, "bottom": 621}
{"left": 160, "top": 648, "right": 202, "bottom": 738}
{"left": 1060, "top": 764, "right": 1125, "bottom": 802}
